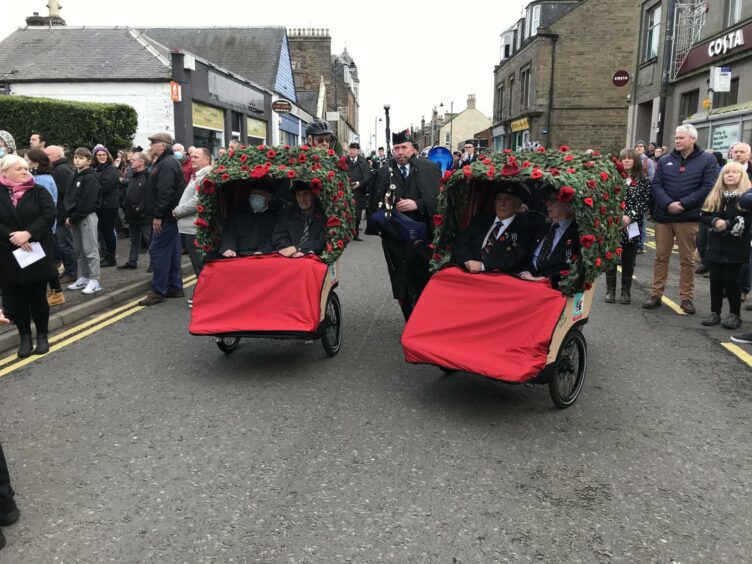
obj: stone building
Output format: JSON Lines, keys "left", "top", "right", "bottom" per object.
{"left": 491, "top": 0, "right": 640, "bottom": 153}
{"left": 414, "top": 95, "right": 491, "bottom": 152}
{"left": 629, "top": 0, "right": 752, "bottom": 153}
{"left": 287, "top": 29, "right": 361, "bottom": 145}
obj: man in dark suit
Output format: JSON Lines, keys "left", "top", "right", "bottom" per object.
{"left": 520, "top": 189, "right": 580, "bottom": 288}
{"left": 367, "top": 129, "right": 440, "bottom": 320}
{"left": 273, "top": 182, "right": 326, "bottom": 256}
{"left": 453, "top": 183, "right": 536, "bottom": 274}
{"left": 346, "top": 142, "right": 372, "bottom": 241}
{"left": 454, "top": 140, "right": 478, "bottom": 170}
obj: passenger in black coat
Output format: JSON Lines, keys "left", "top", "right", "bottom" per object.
{"left": 346, "top": 143, "right": 372, "bottom": 240}
{"left": 0, "top": 156, "right": 56, "bottom": 357}
{"left": 219, "top": 186, "right": 282, "bottom": 257}
{"left": 367, "top": 133, "right": 440, "bottom": 320}
{"left": 453, "top": 184, "right": 537, "bottom": 274}
{"left": 273, "top": 183, "right": 326, "bottom": 256}
{"left": 520, "top": 195, "right": 580, "bottom": 289}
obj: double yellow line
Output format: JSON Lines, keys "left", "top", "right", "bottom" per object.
{"left": 0, "top": 275, "right": 197, "bottom": 379}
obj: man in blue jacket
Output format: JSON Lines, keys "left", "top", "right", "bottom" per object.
{"left": 643, "top": 124, "right": 720, "bottom": 314}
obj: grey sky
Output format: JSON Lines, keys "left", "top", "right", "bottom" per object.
{"left": 1, "top": 0, "right": 528, "bottom": 150}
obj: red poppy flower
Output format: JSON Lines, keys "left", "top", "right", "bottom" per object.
{"left": 301, "top": 145, "right": 310, "bottom": 151}
{"left": 583, "top": 197, "right": 594, "bottom": 207}
{"left": 559, "top": 145, "right": 570, "bottom": 152}
{"left": 586, "top": 179, "right": 596, "bottom": 189}
{"left": 560, "top": 270, "right": 570, "bottom": 277}
{"left": 287, "top": 170, "right": 296, "bottom": 179}
{"left": 508, "top": 155, "right": 517, "bottom": 164}
{"left": 630, "top": 180, "right": 637, "bottom": 187}
{"left": 239, "top": 154, "right": 248, "bottom": 163}
{"left": 250, "top": 165, "right": 267, "bottom": 179}
{"left": 326, "top": 243, "right": 333, "bottom": 253}
{"left": 620, "top": 171, "right": 628, "bottom": 179}
{"left": 583, "top": 161, "right": 595, "bottom": 168}
{"left": 195, "top": 218, "right": 208, "bottom": 228}
{"left": 278, "top": 165, "right": 287, "bottom": 171}
{"left": 337, "top": 156, "right": 349, "bottom": 170}
{"left": 337, "top": 190, "right": 344, "bottom": 198}
{"left": 227, "top": 149, "right": 235, "bottom": 158}
{"left": 264, "top": 161, "right": 272, "bottom": 168}
{"left": 433, "top": 214, "right": 444, "bottom": 226}
{"left": 549, "top": 167, "right": 561, "bottom": 176}
{"left": 327, "top": 149, "right": 335, "bottom": 156}
{"left": 298, "top": 154, "right": 307, "bottom": 163}
{"left": 566, "top": 168, "right": 576, "bottom": 174}
{"left": 580, "top": 234, "right": 596, "bottom": 248}
{"left": 600, "top": 206, "right": 607, "bottom": 215}
{"left": 620, "top": 201, "right": 626, "bottom": 209}
{"left": 202, "top": 179, "right": 216, "bottom": 194}
{"left": 312, "top": 154, "right": 320, "bottom": 162}
{"left": 482, "top": 158, "right": 492, "bottom": 165}
{"left": 530, "top": 169, "right": 543, "bottom": 180}
{"left": 193, "top": 238, "right": 200, "bottom": 248}
{"left": 196, "top": 205, "right": 205, "bottom": 213}
{"left": 614, "top": 186, "right": 622, "bottom": 195}
{"left": 564, "top": 155, "right": 574, "bottom": 162}
{"left": 463, "top": 165, "right": 473, "bottom": 177}
{"left": 239, "top": 165, "right": 249, "bottom": 172}
{"left": 558, "top": 186, "right": 575, "bottom": 202}
{"left": 328, "top": 170, "right": 336, "bottom": 180}
{"left": 592, "top": 151, "right": 601, "bottom": 156}
{"left": 288, "top": 158, "right": 296, "bottom": 165}
{"left": 220, "top": 173, "right": 230, "bottom": 182}
{"left": 585, "top": 282, "right": 593, "bottom": 290}
{"left": 267, "top": 149, "right": 276, "bottom": 158}
{"left": 283, "top": 144, "right": 291, "bottom": 150}
{"left": 432, "top": 253, "right": 442, "bottom": 261}
{"left": 605, "top": 251, "right": 614, "bottom": 260}
{"left": 522, "top": 161, "right": 531, "bottom": 168}
{"left": 600, "top": 172, "right": 610, "bottom": 181}
{"left": 595, "top": 257, "right": 602, "bottom": 268}
{"left": 337, "top": 181, "right": 344, "bottom": 189}
{"left": 327, "top": 217, "right": 341, "bottom": 227}
{"left": 536, "top": 147, "right": 546, "bottom": 152}
{"left": 503, "top": 149, "right": 513, "bottom": 154}
{"left": 337, "top": 240, "right": 344, "bottom": 249}
{"left": 486, "top": 168, "right": 495, "bottom": 178}
{"left": 593, "top": 219, "right": 600, "bottom": 229}
{"left": 257, "top": 145, "right": 265, "bottom": 151}
{"left": 615, "top": 247, "right": 623, "bottom": 256}
{"left": 501, "top": 164, "right": 519, "bottom": 177}
{"left": 311, "top": 177, "right": 322, "bottom": 189}
{"left": 215, "top": 165, "right": 226, "bottom": 173}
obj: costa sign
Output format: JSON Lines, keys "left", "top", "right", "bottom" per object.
{"left": 708, "top": 29, "right": 745, "bottom": 57}
{"left": 613, "top": 70, "right": 630, "bottom": 87}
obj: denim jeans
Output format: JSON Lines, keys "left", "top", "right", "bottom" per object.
{"left": 128, "top": 222, "right": 152, "bottom": 265}
{"left": 56, "top": 224, "right": 77, "bottom": 277}
{"left": 149, "top": 220, "right": 183, "bottom": 296}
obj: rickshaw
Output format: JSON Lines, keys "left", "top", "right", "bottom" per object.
{"left": 401, "top": 147, "right": 625, "bottom": 408}
{"left": 188, "top": 144, "right": 357, "bottom": 357}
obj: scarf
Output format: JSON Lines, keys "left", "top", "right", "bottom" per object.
{"left": 0, "top": 173, "right": 36, "bottom": 207}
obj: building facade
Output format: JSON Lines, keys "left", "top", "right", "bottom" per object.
{"left": 629, "top": 0, "right": 752, "bottom": 153}
{"left": 492, "top": 0, "right": 640, "bottom": 153}
{"left": 414, "top": 95, "right": 492, "bottom": 152}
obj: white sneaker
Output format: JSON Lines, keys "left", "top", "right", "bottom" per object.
{"left": 67, "top": 277, "right": 89, "bottom": 290}
{"left": 81, "top": 279, "right": 103, "bottom": 295}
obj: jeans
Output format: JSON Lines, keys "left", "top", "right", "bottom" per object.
{"left": 128, "top": 222, "right": 152, "bottom": 265}
{"left": 181, "top": 234, "right": 204, "bottom": 277}
{"left": 70, "top": 213, "right": 100, "bottom": 280}
{"left": 708, "top": 261, "right": 742, "bottom": 316}
{"left": 56, "top": 224, "right": 77, "bottom": 277}
{"left": 97, "top": 208, "right": 118, "bottom": 254}
{"left": 639, "top": 218, "right": 647, "bottom": 249}
{"left": 651, "top": 221, "right": 699, "bottom": 301}
{"left": 2, "top": 281, "right": 49, "bottom": 335}
{"left": 149, "top": 220, "right": 183, "bottom": 296}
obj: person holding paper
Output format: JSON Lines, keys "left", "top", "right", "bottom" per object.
{"left": 0, "top": 154, "right": 56, "bottom": 358}
{"left": 603, "top": 149, "right": 652, "bottom": 305}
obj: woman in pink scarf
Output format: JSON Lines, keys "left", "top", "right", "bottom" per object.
{"left": 0, "top": 154, "right": 57, "bottom": 357}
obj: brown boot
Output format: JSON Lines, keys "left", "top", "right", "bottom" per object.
{"left": 642, "top": 295, "right": 662, "bottom": 309}
{"left": 138, "top": 291, "right": 165, "bottom": 306}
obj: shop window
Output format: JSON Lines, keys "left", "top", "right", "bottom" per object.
{"left": 679, "top": 89, "right": 700, "bottom": 123}
{"left": 713, "top": 78, "right": 739, "bottom": 108}
{"left": 643, "top": 3, "right": 662, "bottom": 61}
{"left": 727, "top": 0, "right": 743, "bottom": 25}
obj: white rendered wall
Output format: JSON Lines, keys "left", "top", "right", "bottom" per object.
{"left": 10, "top": 81, "right": 174, "bottom": 149}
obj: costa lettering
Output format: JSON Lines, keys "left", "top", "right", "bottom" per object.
{"left": 708, "top": 30, "right": 745, "bottom": 57}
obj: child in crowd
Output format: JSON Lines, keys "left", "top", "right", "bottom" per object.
{"left": 63, "top": 148, "right": 103, "bottom": 295}
{"left": 700, "top": 161, "right": 752, "bottom": 330}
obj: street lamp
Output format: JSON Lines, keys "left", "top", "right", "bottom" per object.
{"left": 374, "top": 116, "right": 382, "bottom": 155}
{"left": 439, "top": 101, "right": 454, "bottom": 149}
{"left": 384, "top": 104, "right": 391, "bottom": 156}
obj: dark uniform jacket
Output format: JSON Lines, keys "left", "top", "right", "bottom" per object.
{"left": 367, "top": 156, "right": 440, "bottom": 302}
{"left": 700, "top": 191, "right": 752, "bottom": 264}
{"left": 123, "top": 169, "right": 151, "bottom": 224}
{"left": 528, "top": 219, "right": 581, "bottom": 287}
{"left": 51, "top": 159, "right": 73, "bottom": 223}
{"left": 272, "top": 204, "right": 326, "bottom": 255}
{"left": 453, "top": 213, "right": 536, "bottom": 273}
{"left": 94, "top": 162, "right": 120, "bottom": 209}
{"left": 347, "top": 155, "right": 372, "bottom": 189}
{"left": 0, "top": 185, "right": 56, "bottom": 286}
{"left": 219, "top": 203, "right": 280, "bottom": 255}
{"left": 64, "top": 168, "right": 100, "bottom": 224}
{"left": 144, "top": 148, "right": 185, "bottom": 222}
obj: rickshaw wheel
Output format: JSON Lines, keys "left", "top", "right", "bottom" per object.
{"left": 322, "top": 292, "right": 342, "bottom": 357}
{"left": 548, "top": 329, "right": 587, "bottom": 409}
{"left": 215, "top": 336, "right": 240, "bottom": 353}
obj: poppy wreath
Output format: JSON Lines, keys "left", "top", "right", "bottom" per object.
{"left": 429, "top": 146, "right": 625, "bottom": 296}
{"left": 195, "top": 144, "right": 356, "bottom": 264}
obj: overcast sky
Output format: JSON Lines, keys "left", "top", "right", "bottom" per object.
{"left": 1, "top": 0, "right": 529, "bottom": 150}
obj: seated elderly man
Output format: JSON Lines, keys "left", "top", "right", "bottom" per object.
{"left": 453, "top": 182, "right": 536, "bottom": 273}
{"left": 273, "top": 181, "right": 326, "bottom": 256}
{"left": 219, "top": 180, "right": 283, "bottom": 257}
{"left": 519, "top": 187, "right": 580, "bottom": 287}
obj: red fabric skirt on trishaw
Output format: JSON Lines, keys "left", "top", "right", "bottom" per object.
{"left": 401, "top": 267, "right": 567, "bottom": 383}
{"left": 189, "top": 254, "right": 329, "bottom": 335}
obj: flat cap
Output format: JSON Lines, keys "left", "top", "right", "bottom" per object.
{"left": 148, "top": 132, "right": 175, "bottom": 145}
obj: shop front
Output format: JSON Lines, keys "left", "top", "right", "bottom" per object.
{"left": 192, "top": 102, "right": 225, "bottom": 156}
{"left": 510, "top": 117, "right": 530, "bottom": 150}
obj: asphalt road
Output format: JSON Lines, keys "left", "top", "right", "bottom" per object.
{"left": 1, "top": 232, "right": 751, "bottom": 563}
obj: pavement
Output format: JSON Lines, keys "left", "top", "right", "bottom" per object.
{"left": 0, "top": 225, "right": 751, "bottom": 562}
{"left": 0, "top": 235, "right": 193, "bottom": 354}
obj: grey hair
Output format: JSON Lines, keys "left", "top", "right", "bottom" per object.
{"left": 675, "top": 124, "right": 698, "bottom": 140}
{"left": 0, "top": 154, "right": 29, "bottom": 173}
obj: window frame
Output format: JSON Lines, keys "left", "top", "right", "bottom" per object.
{"left": 679, "top": 89, "right": 700, "bottom": 123}
{"left": 643, "top": 3, "right": 662, "bottom": 62}
{"left": 520, "top": 66, "right": 532, "bottom": 110}
{"left": 727, "top": 0, "right": 743, "bottom": 26}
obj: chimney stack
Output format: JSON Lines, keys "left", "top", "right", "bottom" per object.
{"left": 26, "top": 0, "right": 66, "bottom": 26}
{"left": 467, "top": 94, "right": 476, "bottom": 110}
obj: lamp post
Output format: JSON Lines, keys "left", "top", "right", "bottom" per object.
{"left": 374, "top": 116, "right": 382, "bottom": 155}
{"left": 384, "top": 104, "right": 391, "bottom": 157}
{"left": 438, "top": 101, "right": 454, "bottom": 149}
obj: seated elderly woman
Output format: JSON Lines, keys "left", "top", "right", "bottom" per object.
{"left": 519, "top": 186, "right": 580, "bottom": 288}
{"left": 219, "top": 179, "right": 284, "bottom": 257}
{"left": 272, "top": 181, "right": 326, "bottom": 257}
{"left": 453, "top": 182, "right": 537, "bottom": 274}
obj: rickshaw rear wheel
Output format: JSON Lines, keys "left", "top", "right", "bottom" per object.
{"left": 322, "top": 292, "right": 342, "bottom": 357}
{"left": 548, "top": 329, "right": 587, "bottom": 409}
{"left": 216, "top": 336, "right": 240, "bottom": 353}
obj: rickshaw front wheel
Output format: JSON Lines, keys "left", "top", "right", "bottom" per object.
{"left": 548, "top": 329, "right": 587, "bottom": 409}
{"left": 322, "top": 292, "right": 342, "bottom": 357}
{"left": 215, "top": 336, "right": 240, "bottom": 353}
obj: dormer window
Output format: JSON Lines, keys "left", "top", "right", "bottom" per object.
{"left": 527, "top": 4, "right": 541, "bottom": 37}
{"left": 500, "top": 31, "right": 515, "bottom": 60}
